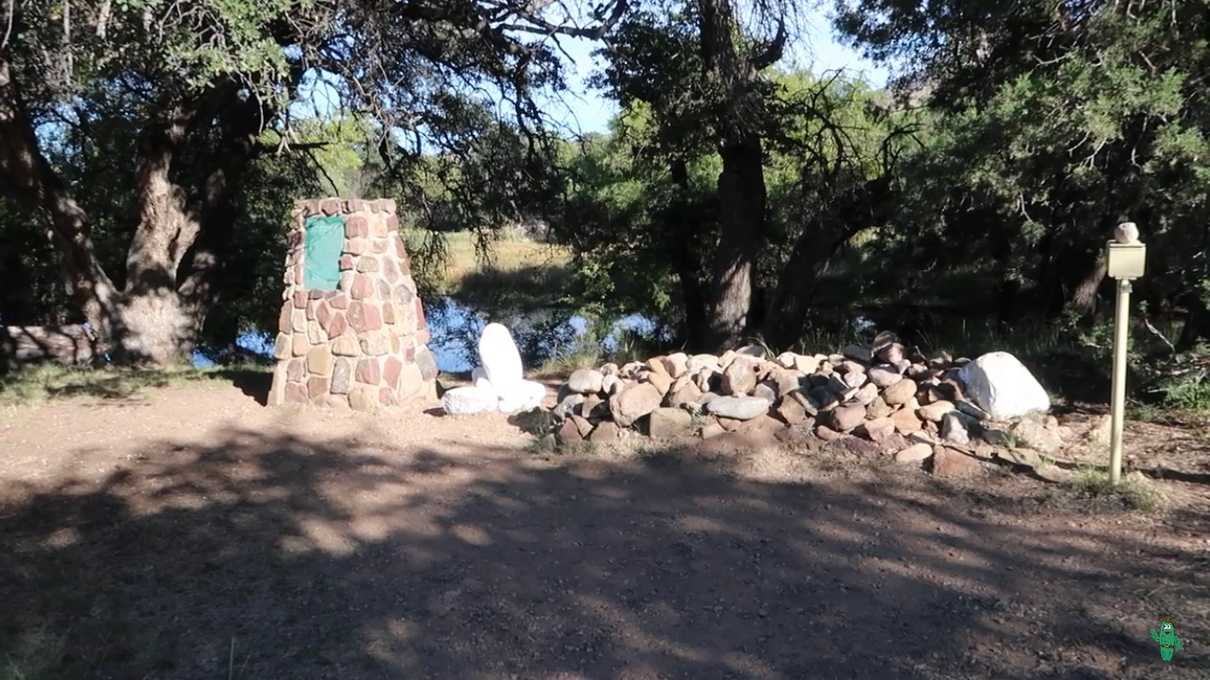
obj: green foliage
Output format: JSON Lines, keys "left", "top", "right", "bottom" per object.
{"left": 836, "top": 0, "right": 1210, "bottom": 332}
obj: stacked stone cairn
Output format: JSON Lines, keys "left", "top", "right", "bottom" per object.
{"left": 268, "top": 198, "right": 438, "bottom": 411}
{"left": 551, "top": 333, "right": 1067, "bottom": 476}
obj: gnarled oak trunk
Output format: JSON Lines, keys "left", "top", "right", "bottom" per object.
{"left": 0, "top": 55, "right": 249, "bottom": 366}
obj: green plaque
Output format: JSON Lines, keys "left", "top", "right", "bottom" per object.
{"left": 304, "top": 214, "right": 345, "bottom": 291}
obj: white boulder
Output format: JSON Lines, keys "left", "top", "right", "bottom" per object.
{"left": 478, "top": 323, "right": 523, "bottom": 394}
{"left": 957, "top": 351, "right": 1050, "bottom": 420}
{"left": 471, "top": 366, "right": 494, "bottom": 393}
{"left": 497, "top": 379, "right": 547, "bottom": 413}
{"left": 442, "top": 386, "right": 498, "bottom": 415}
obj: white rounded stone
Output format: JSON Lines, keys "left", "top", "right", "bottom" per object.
{"left": 478, "top": 322, "right": 524, "bottom": 394}
{"left": 442, "top": 386, "right": 498, "bottom": 415}
{"left": 957, "top": 351, "right": 1051, "bottom": 420}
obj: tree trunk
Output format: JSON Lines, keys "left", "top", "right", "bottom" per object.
{"left": 0, "top": 55, "right": 247, "bottom": 366}
{"left": 1065, "top": 250, "right": 1108, "bottom": 319}
{"left": 0, "top": 55, "right": 119, "bottom": 344}
{"left": 762, "top": 178, "right": 890, "bottom": 348}
{"left": 697, "top": 0, "right": 772, "bottom": 351}
{"left": 666, "top": 159, "right": 711, "bottom": 350}
{"left": 706, "top": 137, "right": 765, "bottom": 349}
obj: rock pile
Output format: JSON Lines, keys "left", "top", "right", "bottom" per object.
{"left": 442, "top": 323, "right": 547, "bottom": 415}
{"left": 549, "top": 335, "right": 1065, "bottom": 472}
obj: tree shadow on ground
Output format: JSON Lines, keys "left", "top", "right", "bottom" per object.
{"left": 1, "top": 430, "right": 1206, "bottom": 679}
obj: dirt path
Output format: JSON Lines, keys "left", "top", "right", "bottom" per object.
{"left": 1, "top": 382, "right": 1207, "bottom": 679}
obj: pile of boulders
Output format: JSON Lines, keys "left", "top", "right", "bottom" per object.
{"left": 549, "top": 334, "right": 1069, "bottom": 476}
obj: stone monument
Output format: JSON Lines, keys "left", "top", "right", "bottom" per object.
{"left": 268, "top": 198, "right": 437, "bottom": 410}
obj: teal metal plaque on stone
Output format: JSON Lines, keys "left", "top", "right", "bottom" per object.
{"left": 304, "top": 214, "right": 344, "bottom": 291}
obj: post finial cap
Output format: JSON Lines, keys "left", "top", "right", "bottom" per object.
{"left": 1114, "top": 222, "right": 1140, "bottom": 244}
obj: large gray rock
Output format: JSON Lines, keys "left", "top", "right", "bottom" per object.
{"left": 882, "top": 378, "right": 917, "bottom": 405}
{"left": 917, "top": 400, "right": 956, "bottom": 422}
{"left": 1010, "top": 416, "right": 1064, "bottom": 455}
{"left": 957, "top": 351, "right": 1051, "bottom": 420}
{"left": 610, "top": 382, "right": 664, "bottom": 428}
{"left": 706, "top": 396, "right": 771, "bottom": 421}
{"left": 867, "top": 365, "right": 903, "bottom": 388}
{"left": 661, "top": 352, "right": 690, "bottom": 378}
{"left": 442, "top": 386, "right": 498, "bottom": 415}
{"left": 721, "top": 357, "right": 759, "bottom": 395}
{"left": 687, "top": 354, "right": 720, "bottom": 373}
{"left": 478, "top": 322, "right": 524, "bottom": 393}
{"left": 826, "top": 404, "right": 867, "bottom": 432}
{"left": 567, "top": 368, "right": 605, "bottom": 394}
{"left": 648, "top": 407, "right": 694, "bottom": 438}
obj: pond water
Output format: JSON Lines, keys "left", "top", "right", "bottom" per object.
{"left": 193, "top": 297, "right": 667, "bottom": 374}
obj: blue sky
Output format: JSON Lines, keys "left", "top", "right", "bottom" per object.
{"left": 291, "top": 7, "right": 887, "bottom": 137}
{"left": 547, "top": 5, "right": 888, "bottom": 134}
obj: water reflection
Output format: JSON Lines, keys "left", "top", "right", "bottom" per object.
{"left": 195, "top": 297, "right": 666, "bottom": 374}
{"left": 424, "top": 297, "right": 664, "bottom": 373}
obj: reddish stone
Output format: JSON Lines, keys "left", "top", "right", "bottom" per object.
{"left": 316, "top": 302, "right": 332, "bottom": 329}
{"left": 356, "top": 358, "right": 381, "bottom": 384}
{"left": 325, "top": 312, "right": 347, "bottom": 337}
{"left": 350, "top": 274, "right": 374, "bottom": 300}
{"left": 370, "top": 216, "right": 388, "bottom": 238}
{"left": 372, "top": 198, "right": 395, "bottom": 213}
{"left": 357, "top": 256, "right": 379, "bottom": 273}
{"left": 320, "top": 198, "right": 342, "bottom": 215}
{"left": 339, "top": 254, "right": 355, "bottom": 271}
{"left": 392, "top": 235, "right": 407, "bottom": 259}
{"left": 278, "top": 302, "right": 292, "bottom": 332}
{"left": 379, "top": 387, "right": 398, "bottom": 407}
{"left": 404, "top": 345, "right": 416, "bottom": 363}
{"left": 382, "top": 303, "right": 396, "bottom": 325}
{"left": 370, "top": 239, "right": 388, "bottom": 254}
{"left": 287, "top": 358, "right": 305, "bottom": 382}
{"left": 328, "top": 293, "right": 349, "bottom": 310}
{"left": 382, "top": 256, "right": 400, "bottom": 284}
{"left": 285, "top": 383, "right": 308, "bottom": 404}
{"left": 306, "top": 299, "right": 320, "bottom": 321}
{"left": 308, "top": 289, "right": 324, "bottom": 300}
{"left": 386, "top": 215, "right": 399, "bottom": 232}
{"left": 416, "top": 328, "right": 431, "bottom": 345}
{"left": 345, "top": 215, "right": 369, "bottom": 238}
{"left": 346, "top": 199, "right": 367, "bottom": 213}
{"left": 293, "top": 265, "right": 303, "bottom": 285}
{"left": 344, "top": 238, "right": 369, "bottom": 256}
{"left": 383, "top": 356, "right": 403, "bottom": 389}
{"left": 288, "top": 230, "right": 303, "bottom": 248}
{"left": 931, "top": 446, "right": 984, "bottom": 479}
{"left": 376, "top": 278, "right": 392, "bottom": 301}
{"left": 293, "top": 290, "right": 307, "bottom": 309}
{"left": 347, "top": 302, "right": 383, "bottom": 333}
{"left": 307, "top": 376, "right": 330, "bottom": 399}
